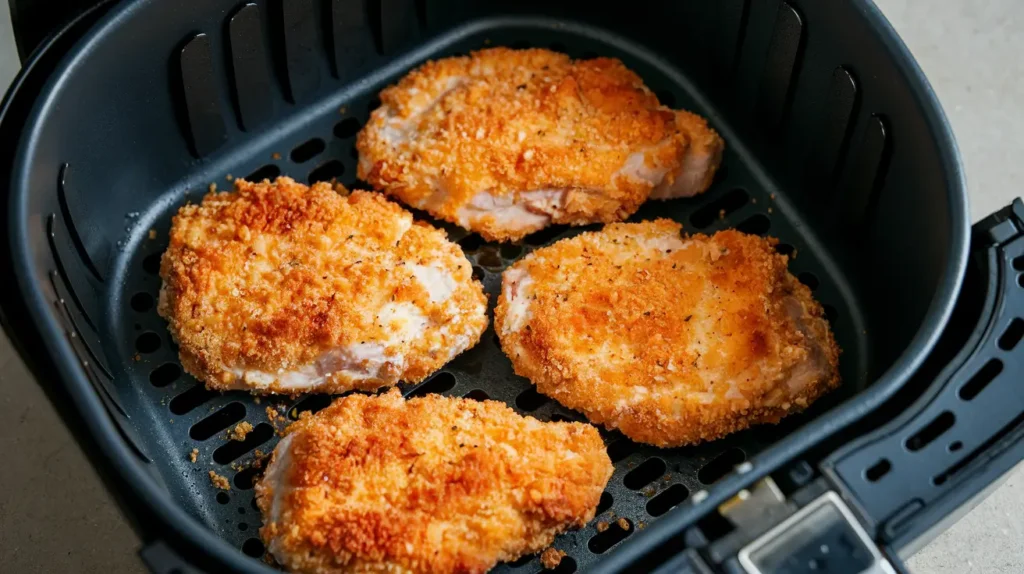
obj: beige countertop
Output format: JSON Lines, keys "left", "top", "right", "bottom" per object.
{"left": 0, "top": 1, "right": 1021, "bottom": 572}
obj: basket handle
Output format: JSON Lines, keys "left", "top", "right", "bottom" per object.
{"left": 821, "top": 199, "right": 1024, "bottom": 561}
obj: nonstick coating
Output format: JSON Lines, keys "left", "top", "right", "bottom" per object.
{"left": 111, "top": 23, "right": 866, "bottom": 572}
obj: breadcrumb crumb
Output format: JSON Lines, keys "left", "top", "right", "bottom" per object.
{"left": 596, "top": 521, "right": 609, "bottom": 532}
{"left": 229, "top": 421, "right": 254, "bottom": 441}
{"left": 209, "top": 471, "right": 230, "bottom": 490}
{"left": 148, "top": 229, "right": 156, "bottom": 240}
{"left": 189, "top": 449, "right": 198, "bottom": 463}
{"left": 617, "top": 517, "right": 630, "bottom": 530}
{"left": 540, "top": 548, "right": 566, "bottom": 569}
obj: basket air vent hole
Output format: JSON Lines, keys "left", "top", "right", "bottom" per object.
{"left": 735, "top": 213, "right": 771, "bottom": 236}
{"left": 216, "top": 492, "right": 230, "bottom": 504}
{"left": 597, "top": 491, "right": 613, "bottom": 515}
{"left": 169, "top": 383, "right": 217, "bottom": 414}
{"left": 251, "top": 497, "right": 259, "bottom": 511}
{"left": 697, "top": 447, "right": 746, "bottom": 484}
{"left": 524, "top": 225, "right": 570, "bottom": 246}
{"left": 213, "top": 423, "right": 275, "bottom": 463}
{"left": 290, "top": 138, "right": 325, "bottom": 163}
{"left": 149, "top": 362, "right": 182, "bottom": 387}
{"left": 190, "top": 402, "right": 247, "bottom": 440}
{"left": 865, "top": 458, "right": 891, "bottom": 482}
{"left": 463, "top": 389, "right": 490, "bottom": 401}
{"left": 823, "top": 304, "right": 838, "bottom": 325}
{"left": 588, "top": 517, "right": 632, "bottom": 554}
{"left": 548, "top": 42, "right": 568, "bottom": 53}
{"left": 606, "top": 439, "right": 637, "bottom": 463}
{"left": 998, "top": 318, "right": 1024, "bottom": 351}
{"left": 408, "top": 372, "right": 457, "bottom": 397}
{"left": 508, "top": 555, "right": 533, "bottom": 568}
{"left": 655, "top": 90, "right": 676, "bottom": 108}
{"left": 775, "top": 242, "right": 795, "bottom": 256}
{"left": 290, "top": 394, "right": 332, "bottom": 419}
{"left": 235, "top": 466, "right": 261, "bottom": 490}
{"left": 905, "top": 411, "right": 955, "bottom": 452}
{"left": 948, "top": 440, "right": 963, "bottom": 453}
{"left": 459, "top": 234, "right": 484, "bottom": 252}
{"left": 515, "top": 387, "right": 550, "bottom": 411}
{"left": 135, "top": 332, "right": 162, "bottom": 353}
{"left": 1013, "top": 256, "right": 1024, "bottom": 271}
{"left": 534, "top": 556, "right": 576, "bottom": 574}
{"left": 142, "top": 253, "right": 162, "bottom": 274}
{"left": 367, "top": 96, "right": 382, "bottom": 115}
{"left": 246, "top": 164, "right": 281, "bottom": 182}
{"left": 238, "top": 522, "right": 248, "bottom": 531}
{"left": 350, "top": 146, "right": 360, "bottom": 160}
{"left": 471, "top": 266, "right": 485, "bottom": 281}
{"left": 308, "top": 160, "right": 345, "bottom": 184}
{"left": 797, "top": 272, "right": 819, "bottom": 291}
{"left": 335, "top": 118, "right": 362, "bottom": 139}
{"left": 690, "top": 188, "right": 749, "bottom": 228}
{"left": 959, "top": 358, "right": 1003, "bottom": 401}
{"left": 477, "top": 248, "right": 503, "bottom": 269}
{"left": 242, "top": 538, "right": 265, "bottom": 557}
{"left": 511, "top": 41, "right": 531, "bottom": 49}
{"left": 131, "top": 292, "right": 154, "bottom": 312}
{"left": 624, "top": 457, "right": 667, "bottom": 490}
{"left": 646, "top": 483, "right": 689, "bottom": 517}
{"left": 500, "top": 244, "right": 523, "bottom": 260}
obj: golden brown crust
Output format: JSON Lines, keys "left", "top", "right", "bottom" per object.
{"left": 357, "top": 48, "right": 722, "bottom": 242}
{"left": 494, "top": 221, "right": 841, "bottom": 447}
{"left": 255, "top": 389, "right": 612, "bottom": 574}
{"left": 158, "top": 177, "right": 488, "bottom": 394}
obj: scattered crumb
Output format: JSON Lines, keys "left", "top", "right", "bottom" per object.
{"left": 253, "top": 396, "right": 261, "bottom": 404}
{"left": 252, "top": 449, "right": 268, "bottom": 469}
{"left": 338, "top": 106, "right": 347, "bottom": 114}
{"left": 617, "top": 518, "right": 630, "bottom": 531}
{"left": 271, "top": 152, "right": 282, "bottom": 160}
{"left": 208, "top": 183, "right": 217, "bottom": 193}
{"left": 288, "top": 407, "right": 298, "bottom": 420}
{"left": 596, "top": 521, "right": 609, "bottom": 532}
{"left": 189, "top": 448, "right": 198, "bottom": 463}
{"left": 148, "top": 229, "right": 157, "bottom": 240}
{"left": 133, "top": 354, "right": 141, "bottom": 362}
{"left": 768, "top": 207, "right": 774, "bottom": 214}
{"left": 266, "top": 406, "right": 283, "bottom": 422}
{"left": 718, "top": 208, "right": 726, "bottom": 219}
{"left": 637, "top": 521, "right": 646, "bottom": 530}
{"left": 540, "top": 548, "right": 566, "bottom": 569}
{"left": 209, "top": 471, "right": 230, "bottom": 490}
{"left": 770, "top": 193, "right": 776, "bottom": 200}
{"left": 751, "top": 198, "right": 757, "bottom": 204}
{"left": 229, "top": 421, "right": 254, "bottom": 441}
{"left": 225, "top": 174, "right": 233, "bottom": 181}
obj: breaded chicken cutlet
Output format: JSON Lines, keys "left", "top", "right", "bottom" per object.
{"left": 494, "top": 221, "right": 840, "bottom": 447}
{"left": 357, "top": 48, "right": 724, "bottom": 242}
{"left": 256, "top": 389, "right": 613, "bottom": 574}
{"left": 158, "top": 177, "right": 488, "bottom": 394}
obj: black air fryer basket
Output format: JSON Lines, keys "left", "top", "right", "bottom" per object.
{"left": 2, "top": 1, "right": 1022, "bottom": 572}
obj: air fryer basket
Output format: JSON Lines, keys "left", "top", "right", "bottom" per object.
{"left": 1, "top": 1, "right": 1021, "bottom": 573}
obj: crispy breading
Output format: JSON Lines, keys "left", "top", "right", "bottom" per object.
{"left": 357, "top": 48, "right": 723, "bottom": 242}
{"left": 158, "top": 177, "right": 488, "bottom": 394}
{"left": 494, "top": 221, "right": 840, "bottom": 447}
{"left": 255, "top": 389, "right": 612, "bottom": 574}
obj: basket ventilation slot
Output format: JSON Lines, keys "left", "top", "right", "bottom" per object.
{"left": 757, "top": 1, "right": 804, "bottom": 129}
{"left": 213, "top": 423, "right": 276, "bottom": 464}
{"left": 228, "top": 3, "right": 275, "bottom": 130}
{"left": 179, "top": 34, "right": 227, "bottom": 157}
{"left": 191, "top": 402, "right": 248, "bottom": 441}
{"left": 808, "top": 67, "right": 859, "bottom": 190}
{"left": 840, "top": 115, "right": 891, "bottom": 230}
{"left": 373, "top": 0, "right": 421, "bottom": 55}
{"left": 280, "top": 0, "right": 322, "bottom": 101}
{"left": 697, "top": 447, "right": 746, "bottom": 484}
{"left": 57, "top": 164, "right": 106, "bottom": 282}
{"left": 329, "top": 0, "right": 371, "bottom": 78}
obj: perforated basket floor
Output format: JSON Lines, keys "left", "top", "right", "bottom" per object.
{"left": 55, "top": 19, "right": 871, "bottom": 574}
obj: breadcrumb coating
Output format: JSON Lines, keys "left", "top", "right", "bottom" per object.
{"left": 158, "top": 177, "right": 488, "bottom": 394}
{"left": 494, "top": 221, "right": 840, "bottom": 447}
{"left": 357, "top": 48, "right": 723, "bottom": 242}
{"left": 255, "top": 389, "right": 612, "bottom": 574}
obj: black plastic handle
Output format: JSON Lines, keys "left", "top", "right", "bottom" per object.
{"left": 822, "top": 199, "right": 1024, "bottom": 561}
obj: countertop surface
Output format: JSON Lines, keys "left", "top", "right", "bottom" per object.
{"left": 0, "top": 1, "right": 1022, "bottom": 572}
